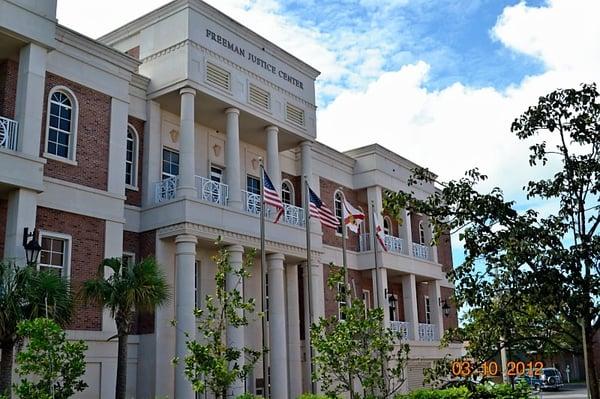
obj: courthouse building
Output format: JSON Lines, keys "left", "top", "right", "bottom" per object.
{"left": 0, "top": 0, "right": 462, "bottom": 397}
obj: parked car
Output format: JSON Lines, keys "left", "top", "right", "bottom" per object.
{"left": 514, "top": 367, "right": 563, "bottom": 391}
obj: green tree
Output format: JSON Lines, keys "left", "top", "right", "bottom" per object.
{"left": 311, "top": 267, "right": 409, "bottom": 399}
{"left": 81, "top": 257, "right": 169, "bottom": 399}
{"left": 0, "top": 262, "right": 73, "bottom": 398}
{"left": 384, "top": 83, "right": 600, "bottom": 398}
{"left": 183, "top": 240, "right": 261, "bottom": 399}
{"left": 13, "top": 317, "right": 87, "bottom": 399}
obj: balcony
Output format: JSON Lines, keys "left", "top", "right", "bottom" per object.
{"left": 196, "top": 176, "right": 228, "bottom": 206}
{"left": 359, "top": 233, "right": 404, "bottom": 255}
{"left": 0, "top": 116, "right": 18, "bottom": 151}
{"left": 389, "top": 321, "right": 438, "bottom": 342}
{"left": 418, "top": 323, "right": 437, "bottom": 341}
{"left": 390, "top": 320, "right": 411, "bottom": 340}
{"left": 412, "top": 243, "right": 430, "bottom": 260}
{"left": 242, "top": 190, "right": 305, "bottom": 227}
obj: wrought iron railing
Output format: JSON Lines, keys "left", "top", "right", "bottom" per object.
{"left": 418, "top": 323, "right": 436, "bottom": 341}
{"left": 196, "top": 176, "right": 228, "bottom": 206}
{"left": 390, "top": 321, "right": 411, "bottom": 340}
{"left": 282, "top": 203, "right": 305, "bottom": 227}
{"left": 242, "top": 190, "right": 262, "bottom": 215}
{"left": 154, "top": 176, "right": 178, "bottom": 203}
{"left": 412, "top": 243, "right": 429, "bottom": 260}
{"left": 0, "top": 116, "right": 18, "bottom": 151}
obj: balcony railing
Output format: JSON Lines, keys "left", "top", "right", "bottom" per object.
{"left": 389, "top": 321, "right": 411, "bottom": 340}
{"left": 418, "top": 323, "right": 437, "bottom": 341}
{"left": 412, "top": 243, "right": 429, "bottom": 260}
{"left": 154, "top": 176, "right": 178, "bottom": 203}
{"left": 196, "top": 176, "right": 228, "bottom": 206}
{"left": 242, "top": 190, "right": 262, "bottom": 215}
{"left": 0, "top": 116, "right": 18, "bottom": 151}
{"left": 282, "top": 203, "right": 305, "bottom": 227}
{"left": 359, "top": 233, "right": 404, "bottom": 255}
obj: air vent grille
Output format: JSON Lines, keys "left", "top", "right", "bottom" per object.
{"left": 249, "top": 84, "right": 271, "bottom": 110}
{"left": 206, "top": 62, "right": 231, "bottom": 91}
{"left": 286, "top": 103, "right": 305, "bottom": 126}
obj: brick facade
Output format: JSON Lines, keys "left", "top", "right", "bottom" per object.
{"left": 281, "top": 172, "right": 301, "bottom": 206}
{"left": 437, "top": 231, "right": 453, "bottom": 274}
{"left": 127, "top": 230, "right": 157, "bottom": 334}
{"left": 0, "top": 199, "right": 6, "bottom": 257}
{"left": 125, "top": 116, "right": 145, "bottom": 207}
{"left": 319, "top": 177, "right": 368, "bottom": 252}
{"left": 441, "top": 286, "right": 458, "bottom": 330}
{"left": 323, "top": 264, "right": 374, "bottom": 319}
{"left": 36, "top": 207, "right": 104, "bottom": 331}
{"left": 0, "top": 59, "right": 18, "bottom": 119}
{"left": 386, "top": 279, "right": 405, "bottom": 321}
{"left": 40, "top": 73, "right": 111, "bottom": 191}
{"left": 410, "top": 213, "right": 425, "bottom": 244}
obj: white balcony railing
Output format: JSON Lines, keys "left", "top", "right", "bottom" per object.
{"left": 412, "top": 243, "right": 429, "bottom": 260}
{"left": 418, "top": 323, "right": 437, "bottom": 341}
{"left": 154, "top": 176, "right": 178, "bottom": 203}
{"left": 359, "top": 233, "right": 404, "bottom": 254}
{"left": 196, "top": 176, "right": 228, "bottom": 206}
{"left": 242, "top": 190, "right": 262, "bottom": 215}
{"left": 359, "top": 233, "right": 372, "bottom": 251}
{"left": 390, "top": 321, "right": 411, "bottom": 340}
{"left": 0, "top": 116, "right": 18, "bottom": 151}
{"left": 282, "top": 203, "right": 305, "bottom": 227}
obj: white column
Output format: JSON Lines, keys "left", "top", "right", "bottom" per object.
{"left": 225, "top": 108, "right": 242, "bottom": 209}
{"left": 371, "top": 267, "right": 389, "bottom": 326}
{"left": 266, "top": 125, "right": 281, "bottom": 189}
{"left": 286, "top": 263, "right": 302, "bottom": 398}
{"left": 267, "top": 253, "right": 289, "bottom": 398}
{"left": 142, "top": 100, "right": 162, "bottom": 207}
{"left": 401, "top": 274, "right": 419, "bottom": 341}
{"left": 300, "top": 141, "right": 313, "bottom": 190}
{"left": 177, "top": 88, "right": 196, "bottom": 198}
{"left": 4, "top": 188, "right": 37, "bottom": 263}
{"left": 15, "top": 43, "right": 46, "bottom": 156}
{"left": 428, "top": 280, "right": 444, "bottom": 340}
{"left": 310, "top": 262, "right": 325, "bottom": 319}
{"left": 107, "top": 98, "right": 129, "bottom": 195}
{"left": 403, "top": 209, "right": 413, "bottom": 256}
{"left": 175, "top": 234, "right": 197, "bottom": 399}
{"left": 227, "top": 244, "right": 245, "bottom": 396}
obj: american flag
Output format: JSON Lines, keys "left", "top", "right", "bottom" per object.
{"left": 263, "top": 170, "right": 284, "bottom": 223}
{"left": 309, "top": 187, "right": 340, "bottom": 229}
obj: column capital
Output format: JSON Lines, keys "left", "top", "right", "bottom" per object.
{"left": 227, "top": 244, "right": 244, "bottom": 253}
{"left": 175, "top": 234, "right": 198, "bottom": 244}
{"left": 265, "top": 125, "right": 279, "bottom": 134}
{"left": 225, "top": 107, "right": 240, "bottom": 116}
{"left": 300, "top": 140, "right": 313, "bottom": 148}
{"left": 267, "top": 252, "right": 285, "bottom": 262}
{"left": 179, "top": 87, "right": 196, "bottom": 96}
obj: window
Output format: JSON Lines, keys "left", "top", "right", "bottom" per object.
{"left": 281, "top": 181, "right": 294, "bottom": 205}
{"left": 125, "top": 125, "right": 139, "bottom": 188}
{"left": 210, "top": 165, "right": 223, "bottom": 183}
{"left": 388, "top": 294, "right": 398, "bottom": 321}
{"left": 337, "top": 282, "right": 347, "bottom": 321}
{"left": 246, "top": 175, "right": 260, "bottom": 195}
{"left": 39, "top": 232, "right": 71, "bottom": 278}
{"left": 122, "top": 252, "right": 135, "bottom": 268}
{"left": 362, "top": 289, "right": 371, "bottom": 314}
{"left": 46, "top": 89, "right": 77, "bottom": 160}
{"left": 162, "top": 147, "right": 179, "bottom": 180}
{"left": 418, "top": 221, "right": 425, "bottom": 245}
{"left": 334, "top": 191, "right": 343, "bottom": 235}
{"left": 383, "top": 217, "right": 392, "bottom": 236}
{"left": 425, "top": 295, "right": 432, "bottom": 324}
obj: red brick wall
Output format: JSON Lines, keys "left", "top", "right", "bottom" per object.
{"left": 0, "top": 199, "right": 7, "bottom": 258}
{"left": 40, "top": 73, "right": 111, "bottom": 191}
{"left": 416, "top": 283, "right": 428, "bottom": 323}
{"left": 323, "top": 264, "right": 375, "bottom": 319}
{"left": 0, "top": 59, "right": 18, "bottom": 119}
{"left": 137, "top": 230, "right": 157, "bottom": 334}
{"left": 319, "top": 177, "right": 368, "bottom": 252}
{"left": 437, "top": 231, "right": 453, "bottom": 274}
{"left": 441, "top": 286, "right": 458, "bottom": 330}
{"left": 36, "top": 207, "right": 104, "bottom": 331}
{"left": 125, "top": 116, "right": 145, "bottom": 207}
{"left": 387, "top": 280, "right": 405, "bottom": 321}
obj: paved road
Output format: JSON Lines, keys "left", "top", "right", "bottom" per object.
{"left": 533, "top": 383, "right": 588, "bottom": 399}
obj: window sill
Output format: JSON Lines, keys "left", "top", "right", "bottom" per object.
{"left": 43, "top": 152, "right": 78, "bottom": 166}
{"left": 126, "top": 184, "right": 139, "bottom": 192}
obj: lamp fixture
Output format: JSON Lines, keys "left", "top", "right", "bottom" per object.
{"left": 441, "top": 299, "right": 451, "bottom": 318}
{"left": 384, "top": 288, "right": 397, "bottom": 308}
{"left": 22, "top": 227, "right": 42, "bottom": 266}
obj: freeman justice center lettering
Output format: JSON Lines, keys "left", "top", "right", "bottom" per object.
{"left": 206, "top": 29, "right": 304, "bottom": 90}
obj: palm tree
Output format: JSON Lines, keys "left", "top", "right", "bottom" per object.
{"left": 81, "top": 257, "right": 169, "bottom": 399}
{"left": 0, "top": 262, "right": 73, "bottom": 397}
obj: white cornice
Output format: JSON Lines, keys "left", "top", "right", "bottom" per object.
{"left": 312, "top": 141, "right": 356, "bottom": 169}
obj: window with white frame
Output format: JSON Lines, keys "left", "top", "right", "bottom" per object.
{"left": 162, "top": 147, "right": 179, "bottom": 180}
{"left": 125, "top": 125, "right": 139, "bottom": 188}
{"left": 425, "top": 295, "right": 432, "bottom": 324}
{"left": 46, "top": 89, "right": 77, "bottom": 160}
{"left": 337, "top": 282, "right": 347, "bottom": 321}
{"left": 334, "top": 191, "right": 343, "bottom": 235}
{"left": 383, "top": 216, "right": 392, "bottom": 236}
{"left": 281, "top": 180, "right": 294, "bottom": 205}
{"left": 362, "top": 289, "right": 371, "bottom": 313}
{"left": 210, "top": 165, "right": 223, "bottom": 183}
{"left": 39, "top": 232, "right": 71, "bottom": 278}
{"left": 418, "top": 221, "right": 425, "bottom": 244}
{"left": 246, "top": 175, "right": 260, "bottom": 195}
{"left": 122, "top": 252, "right": 135, "bottom": 268}
{"left": 388, "top": 294, "right": 398, "bottom": 321}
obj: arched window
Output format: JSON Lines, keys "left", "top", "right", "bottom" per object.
{"left": 334, "top": 190, "right": 343, "bottom": 234}
{"left": 418, "top": 221, "right": 425, "bottom": 244}
{"left": 125, "top": 125, "right": 139, "bottom": 188}
{"left": 383, "top": 216, "right": 392, "bottom": 236}
{"left": 45, "top": 88, "right": 78, "bottom": 161}
{"left": 281, "top": 180, "right": 294, "bottom": 205}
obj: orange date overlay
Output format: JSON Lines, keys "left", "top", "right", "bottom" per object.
{"left": 451, "top": 361, "right": 544, "bottom": 377}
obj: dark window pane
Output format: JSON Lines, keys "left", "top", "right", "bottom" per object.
{"left": 51, "top": 253, "right": 63, "bottom": 266}
{"left": 60, "top": 106, "right": 71, "bottom": 120}
{"left": 48, "top": 129, "right": 57, "bottom": 142}
{"left": 49, "top": 115, "right": 59, "bottom": 128}
{"left": 57, "top": 144, "right": 68, "bottom": 158}
{"left": 172, "top": 165, "right": 179, "bottom": 175}
{"left": 41, "top": 238, "right": 51, "bottom": 250}
{"left": 58, "top": 132, "right": 69, "bottom": 146}
{"left": 59, "top": 118, "right": 70, "bottom": 131}
{"left": 50, "top": 103, "right": 60, "bottom": 116}
{"left": 47, "top": 142, "right": 57, "bottom": 155}
{"left": 40, "top": 251, "right": 50, "bottom": 264}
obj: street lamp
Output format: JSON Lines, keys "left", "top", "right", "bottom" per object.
{"left": 441, "top": 299, "right": 451, "bottom": 318}
{"left": 23, "top": 227, "right": 42, "bottom": 266}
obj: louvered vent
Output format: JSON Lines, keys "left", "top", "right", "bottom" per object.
{"left": 286, "top": 103, "right": 305, "bottom": 126}
{"left": 248, "top": 84, "right": 271, "bottom": 110}
{"left": 206, "top": 62, "right": 231, "bottom": 91}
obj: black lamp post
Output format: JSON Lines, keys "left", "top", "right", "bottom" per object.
{"left": 441, "top": 299, "right": 451, "bottom": 317}
{"left": 23, "top": 227, "right": 42, "bottom": 266}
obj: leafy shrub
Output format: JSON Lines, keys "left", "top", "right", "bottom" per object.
{"left": 395, "top": 387, "right": 470, "bottom": 399}
{"left": 297, "top": 394, "right": 335, "bottom": 399}
{"left": 235, "top": 394, "right": 263, "bottom": 399}
{"left": 395, "top": 383, "right": 531, "bottom": 399}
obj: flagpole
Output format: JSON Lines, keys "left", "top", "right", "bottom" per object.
{"left": 339, "top": 190, "right": 353, "bottom": 398}
{"left": 303, "top": 176, "right": 316, "bottom": 394}
{"left": 259, "top": 159, "right": 270, "bottom": 399}
{"left": 371, "top": 201, "right": 382, "bottom": 311}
